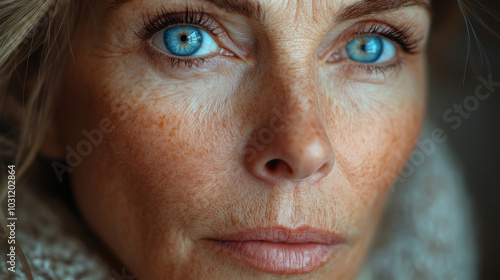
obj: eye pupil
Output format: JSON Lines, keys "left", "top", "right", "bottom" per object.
{"left": 164, "top": 25, "right": 203, "bottom": 56}
{"left": 346, "top": 36, "right": 384, "bottom": 63}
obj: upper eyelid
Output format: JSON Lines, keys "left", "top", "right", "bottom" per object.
{"left": 321, "top": 21, "right": 422, "bottom": 59}
{"left": 137, "top": 8, "right": 423, "bottom": 54}
{"left": 355, "top": 24, "right": 422, "bottom": 54}
{"left": 135, "top": 8, "right": 224, "bottom": 40}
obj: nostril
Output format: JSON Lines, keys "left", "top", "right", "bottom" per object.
{"left": 265, "top": 159, "right": 280, "bottom": 171}
{"left": 264, "top": 159, "right": 294, "bottom": 177}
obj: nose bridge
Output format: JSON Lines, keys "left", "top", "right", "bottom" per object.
{"left": 271, "top": 37, "right": 318, "bottom": 80}
{"left": 270, "top": 73, "right": 324, "bottom": 136}
{"left": 260, "top": 31, "right": 329, "bottom": 142}
{"left": 267, "top": 43, "right": 321, "bottom": 116}
{"left": 243, "top": 45, "right": 335, "bottom": 184}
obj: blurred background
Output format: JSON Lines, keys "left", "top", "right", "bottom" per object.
{"left": 430, "top": 0, "right": 500, "bottom": 278}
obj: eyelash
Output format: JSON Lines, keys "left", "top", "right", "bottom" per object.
{"left": 135, "top": 7, "right": 224, "bottom": 68}
{"left": 136, "top": 7, "right": 422, "bottom": 72}
{"left": 354, "top": 23, "right": 421, "bottom": 55}
{"left": 344, "top": 22, "right": 421, "bottom": 76}
{"left": 136, "top": 7, "right": 222, "bottom": 39}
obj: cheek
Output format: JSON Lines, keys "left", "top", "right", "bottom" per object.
{"left": 61, "top": 60, "right": 252, "bottom": 264}
{"left": 324, "top": 70, "right": 426, "bottom": 207}
{"left": 99, "top": 95, "right": 240, "bottom": 211}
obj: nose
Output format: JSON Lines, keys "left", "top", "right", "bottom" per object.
{"left": 244, "top": 103, "right": 335, "bottom": 184}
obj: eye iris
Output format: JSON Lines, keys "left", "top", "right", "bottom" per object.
{"left": 164, "top": 25, "right": 203, "bottom": 56}
{"left": 346, "top": 36, "right": 384, "bottom": 63}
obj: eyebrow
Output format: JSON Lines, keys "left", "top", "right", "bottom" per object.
{"left": 336, "top": 0, "right": 431, "bottom": 21}
{"left": 205, "top": 0, "right": 264, "bottom": 21}
{"left": 109, "top": 0, "right": 430, "bottom": 22}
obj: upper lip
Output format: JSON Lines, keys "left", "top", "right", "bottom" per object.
{"left": 210, "top": 225, "right": 345, "bottom": 245}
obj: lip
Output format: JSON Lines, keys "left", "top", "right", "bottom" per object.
{"left": 209, "top": 226, "right": 345, "bottom": 274}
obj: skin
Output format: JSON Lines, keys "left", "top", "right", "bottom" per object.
{"left": 43, "top": 0, "right": 430, "bottom": 279}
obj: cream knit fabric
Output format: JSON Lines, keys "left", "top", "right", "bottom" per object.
{"left": 358, "top": 123, "right": 477, "bottom": 280}
{"left": 1, "top": 184, "right": 111, "bottom": 280}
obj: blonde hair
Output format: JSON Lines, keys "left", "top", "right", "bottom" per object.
{"left": 0, "top": 0, "right": 81, "bottom": 278}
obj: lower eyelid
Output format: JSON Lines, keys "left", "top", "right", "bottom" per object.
{"left": 325, "top": 48, "right": 405, "bottom": 80}
{"left": 344, "top": 62, "right": 405, "bottom": 82}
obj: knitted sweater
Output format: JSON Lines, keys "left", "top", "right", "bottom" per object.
{"left": 0, "top": 123, "right": 477, "bottom": 280}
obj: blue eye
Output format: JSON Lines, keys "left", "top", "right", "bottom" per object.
{"left": 153, "top": 25, "right": 219, "bottom": 57}
{"left": 345, "top": 35, "right": 396, "bottom": 64}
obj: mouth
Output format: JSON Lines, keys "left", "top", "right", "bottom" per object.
{"left": 208, "top": 226, "right": 346, "bottom": 274}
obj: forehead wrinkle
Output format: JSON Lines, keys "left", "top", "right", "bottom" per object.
{"left": 206, "top": 0, "right": 265, "bottom": 22}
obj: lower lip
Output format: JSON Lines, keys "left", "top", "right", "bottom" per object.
{"left": 211, "top": 240, "right": 340, "bottom": 274}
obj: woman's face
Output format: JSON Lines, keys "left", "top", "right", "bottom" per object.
{"left": 51, "top": 0, "right": 430, "bottom": 279}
